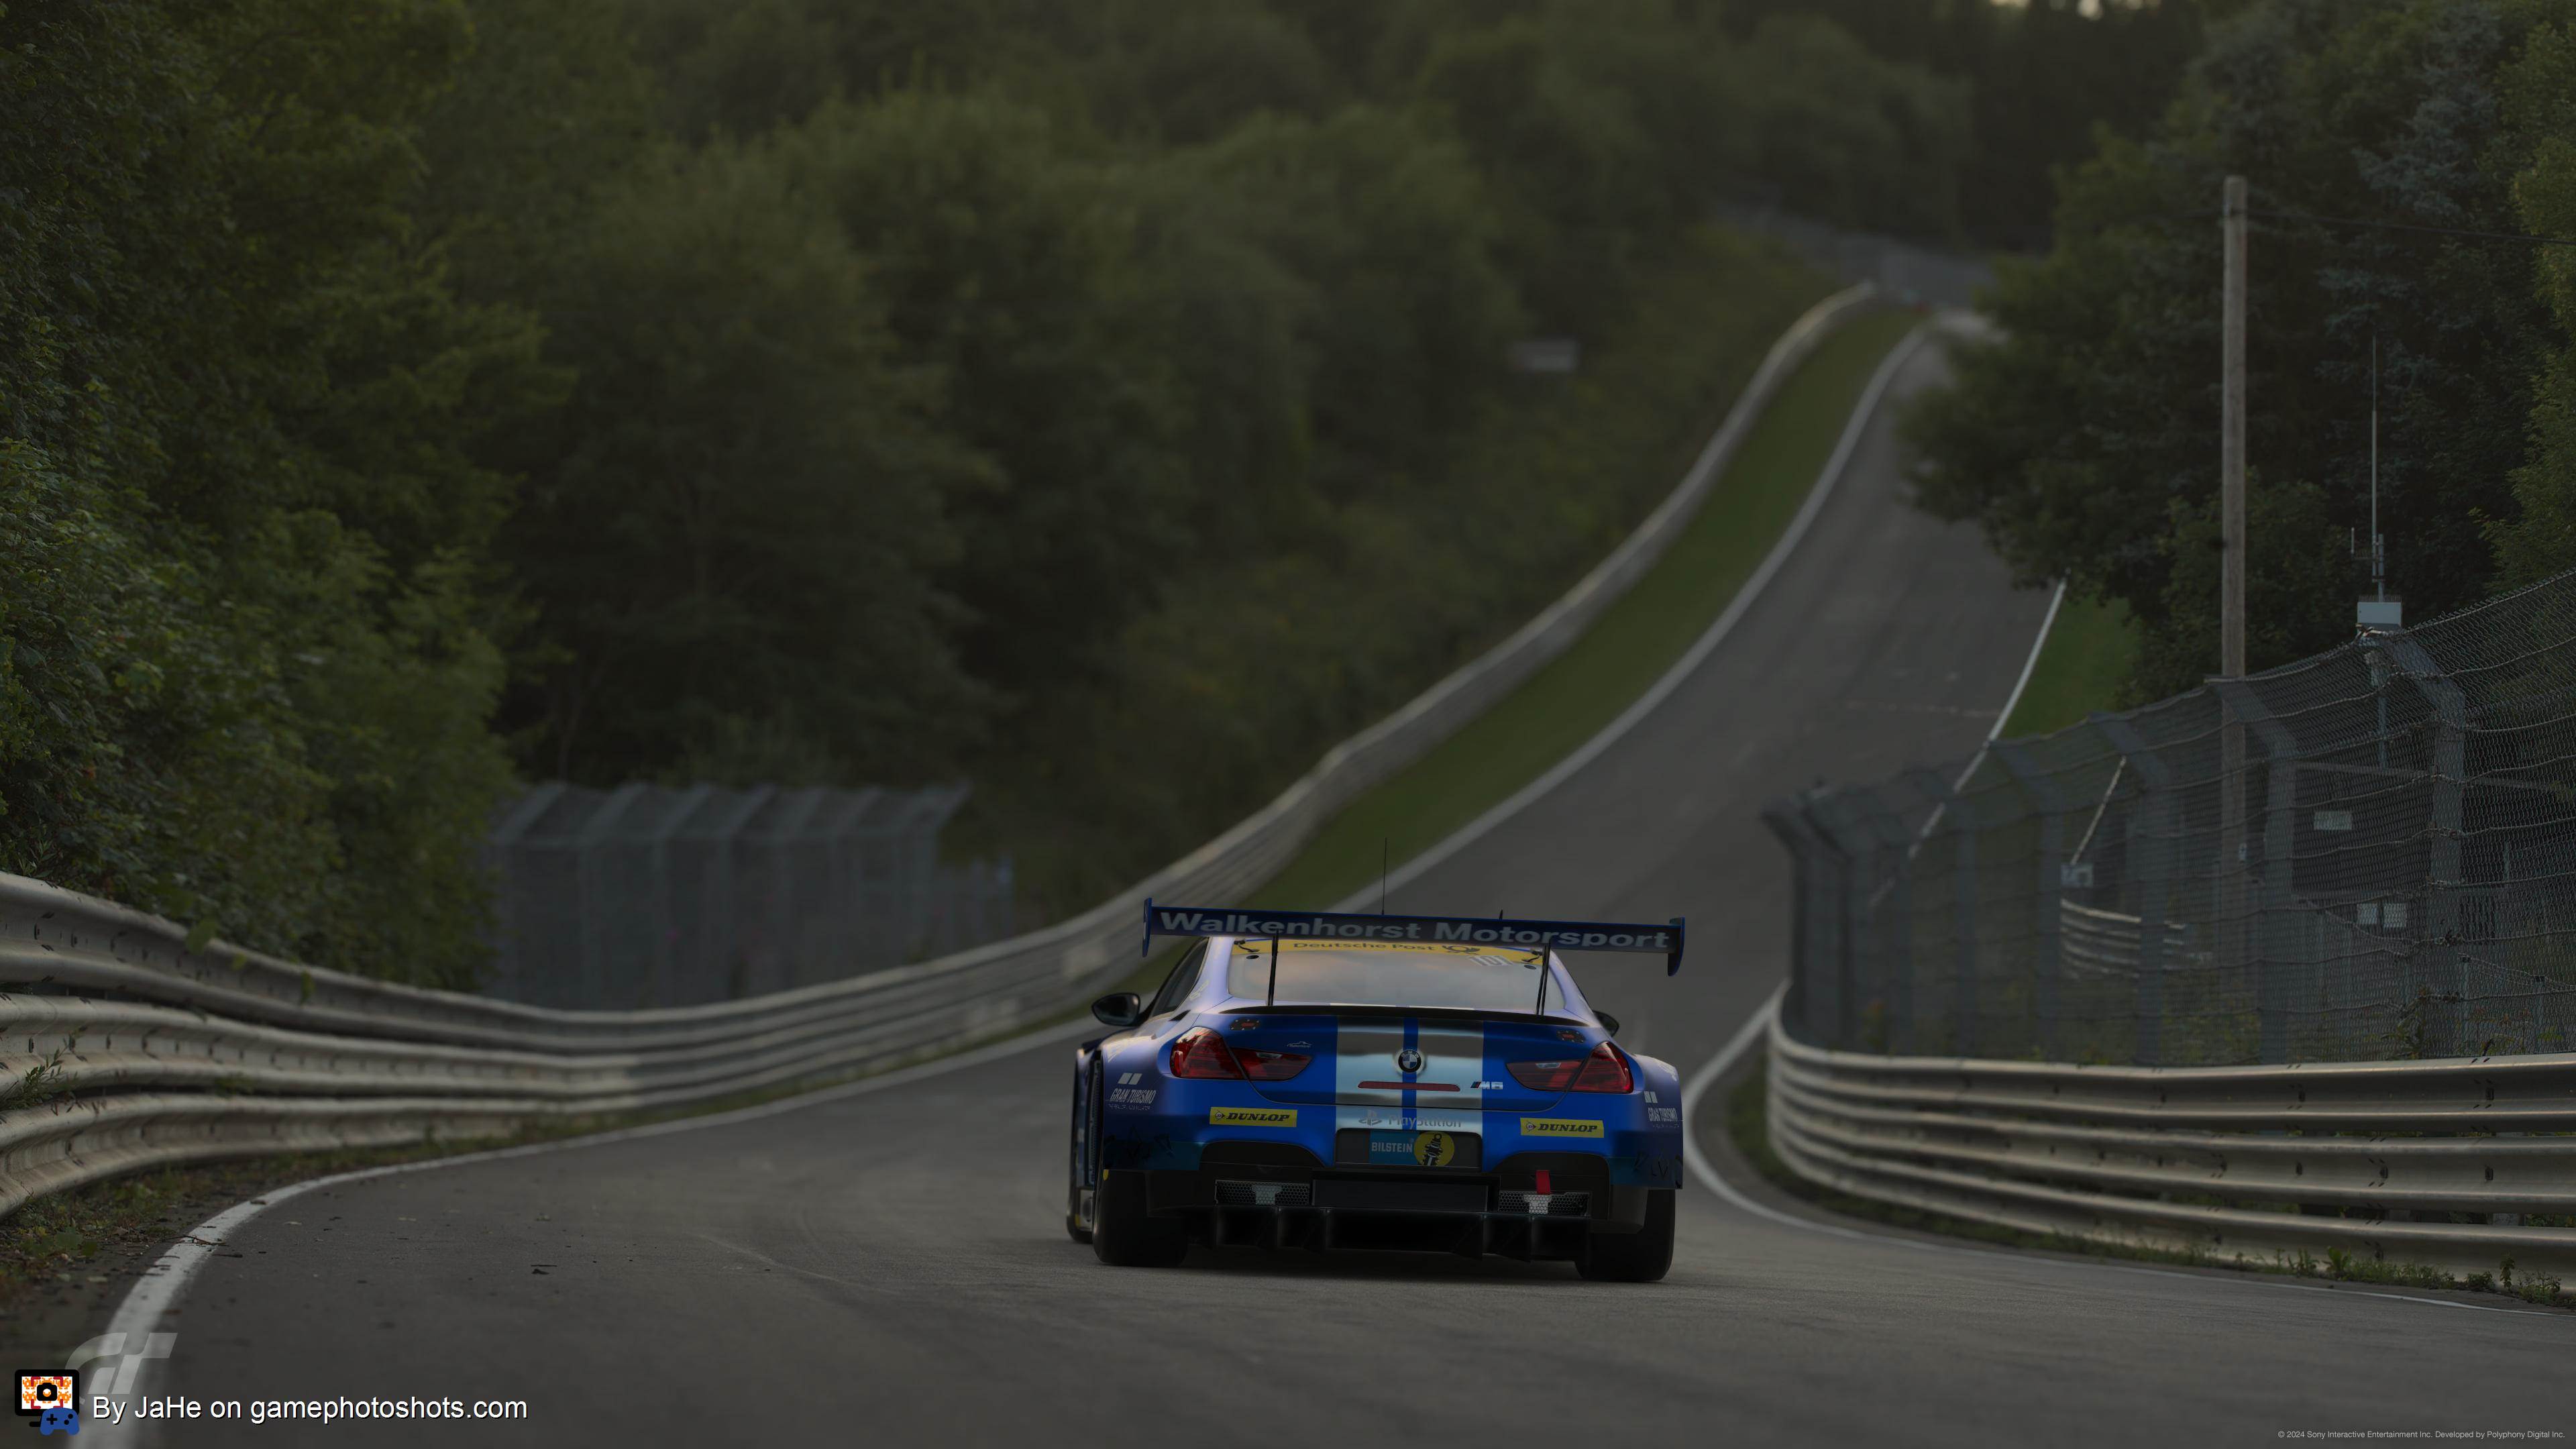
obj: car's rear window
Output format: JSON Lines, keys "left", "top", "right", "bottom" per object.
{"left": 1222, "top": 941, "right": 1559, "bottom": 1012}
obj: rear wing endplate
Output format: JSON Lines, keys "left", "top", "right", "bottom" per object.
{"left": 1142, "top": 901, "right": 1684, "bottom": 975}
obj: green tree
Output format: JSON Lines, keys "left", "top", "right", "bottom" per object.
{"left": 1087, "top": 0, "right": 1338, "bottom": 146}
{"left": 0, "top": 0, "right": 543, "bottom": 984}
{"left": 1721, "top": 0, "right": 2206, "bottom": 246}
{"left": 2485, "top": 18, "right": 2576, "bottom": 587}
{"left": 1406, "top": 12, "right": 1664, "bottom": 325}
{"left": 1909, "top": 0, "right": 2559, "bottom": 699}
{"left": 484, "top": 140, "right": 989, "bottom": 786}
{"left": 1185, "top": 107, "right": 1524, "bottom": 496}
{"left": 777, "top": 91, "right": 1194, "bottom": 704}
{"left": 1723, "top": 15, "right": 1970, "bottom": 241}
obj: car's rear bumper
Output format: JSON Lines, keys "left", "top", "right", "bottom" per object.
{"left": 1140, "top": 1157, "right": 1660, "bottom": 1258}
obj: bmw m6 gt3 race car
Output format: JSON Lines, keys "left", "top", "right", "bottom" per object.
{"left": 1065, "top": 903, "right": 1686, "bottom": 1281}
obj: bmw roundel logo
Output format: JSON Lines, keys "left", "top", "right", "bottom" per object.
{"left": 1395, "top": 1047, "right": 1424, "bottom": 1075}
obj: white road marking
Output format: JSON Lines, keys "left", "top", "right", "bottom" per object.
{"left": 89, "top": 1016, "right": 1103, "bottom": 1445}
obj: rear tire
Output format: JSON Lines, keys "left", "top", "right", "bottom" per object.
{"left": 1578, "top": 1189, "right": 1674, "bottom": 1283}
{"left": 1091, "top": 1169, "right": 1190, "bottom": 1267}
{"left": 1065, "top": 1065, "right": 1097, "bottom": 1243}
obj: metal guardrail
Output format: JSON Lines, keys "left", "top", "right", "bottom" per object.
{"left": 1766, "top": 1007, "right": 2576, "bottom": 1283}
{"left": 0, "top": 282, "right": 1884, "bottom": 1220}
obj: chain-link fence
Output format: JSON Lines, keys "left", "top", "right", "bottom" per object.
{"left": 1768, "top": 570, "right": 2576, "bottom": 1066}
{"left": 482, "top": 783, "right": 1014, "bottom": 1009}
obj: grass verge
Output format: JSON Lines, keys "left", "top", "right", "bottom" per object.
{"left": 1998, "top": 592, "right": 2137, "bottom": 737}
{"left": 1256, "top": 306, "right": 1925, "bottom": 910}
{"left": 1723, "top": 1051, "right": 2571, "bottom": 1309}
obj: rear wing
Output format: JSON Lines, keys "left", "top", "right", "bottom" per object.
{"left": 1142, "top": 900, "right": 1684, "bottom": 975}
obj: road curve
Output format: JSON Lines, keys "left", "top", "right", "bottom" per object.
{"left": 133, "top": 333, "right": 2575, "bottom": 1446}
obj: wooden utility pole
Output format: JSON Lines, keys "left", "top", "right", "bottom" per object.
{"left": 2218, "top": 175, "right": 2253, "bottom": 1036}
{"left": 2222, "top": 174, "right": 2248, "bottom": 678}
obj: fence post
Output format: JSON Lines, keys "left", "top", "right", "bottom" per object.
{"left": 574, "top": 784, "right": 650, "bottom": 1008}
{"left": 2381, "top": 633, "right": 2468, "bottom": 1057}
{"left": 1762, "top": 799, "right": 1846, "bottom": 1046}
{"left": 1990, "top": 741, "right": 2066, "bottom": 1059}
{"left": 1809, "top": 792, "right": 1877, "bottom": 1049}
{"left": 818, "top": 790, "right": 878, "bottom": 978}
{"left": 484, "top": 784, "right": 566, "bottom": 1002}
{"left": 2091, "top": 714, "right": 2174, "bottom": 1065}
{"left": 708, "top": 787, "right": 773, "bottom": 999}
{"left": 2212, "top": 680, "right": 2305, "bottom": 1063}
{"left": 1906, "top": 765, "right": 1978, "bottom": 1056}
{"left": 1814, "top": 786, "right": 1912, "bottom": 1052}
{"left": 645, "top": 785, "right": 712, "bottom": 1008}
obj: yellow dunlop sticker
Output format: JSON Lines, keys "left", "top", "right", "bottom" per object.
{"left": 1210, "top": 1106, "right": 1297, "bottom": 1127}
{"left": 1520, "top": 1118, "right": 1605, "bottom": 1138}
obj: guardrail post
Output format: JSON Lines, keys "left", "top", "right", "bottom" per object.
{"left": 1991, "top": 741, "right": 2065, "bottom": 1059}
{"left": 2092, "top": 715, "right": 2174, "bottom": 1065}
{"left": 2212, "top": 680, "right": 2304, "bottom": 1063}
{"left": 2382, "top": 633, "right": 2469, "bottom": 1057}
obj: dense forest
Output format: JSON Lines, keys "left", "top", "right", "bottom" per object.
{"left": 1721, "top": 0, "right": 2214, "bottom": 247}
{"left": 1910, "top": 0, "right": 2576, "bottom": 702}
{"left": 2, "top": 0, "right": 2205, "bottom": 985}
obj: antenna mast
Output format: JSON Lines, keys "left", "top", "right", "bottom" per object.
{"left": 2371, "top": 331, "right": 2383, "bottom": 603}
{"left": 2355, "top": 329, "right": 2402, "bottom": 631}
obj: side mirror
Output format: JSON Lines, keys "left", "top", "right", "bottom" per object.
{"left": 1597, "top": 1011, "right": 1621, "bottom": 1036}
{"left": 1091, "top": 991, "right": 1145, "bottom": 1028}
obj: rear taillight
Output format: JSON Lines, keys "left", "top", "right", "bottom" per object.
{"left": 1234, "top": 1047, "right": 1311, "bottom": 1081}
{"left": 1570, "top": 1040, "right": 1633, "bottom": 1093}
{"left": 1508, "top": 1040, "right": 1633, "bottom": 1094}
{"left": 1171, "top": 1028, "right": 1242, "bottom": 1079}
{"left": 1169, "top": 1028, "right": 1309, "bottom": 1081}
{"left": 1507, "top": 1057, "right": 1582, "bottom": 1091}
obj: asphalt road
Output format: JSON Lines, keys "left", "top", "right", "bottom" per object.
{"left": 131, "top": 331, "right": 2576, "bottom": 1447}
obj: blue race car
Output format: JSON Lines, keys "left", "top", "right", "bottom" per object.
{"left": 1066, "top": 904, "right": 1686, "bottom": 1281}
